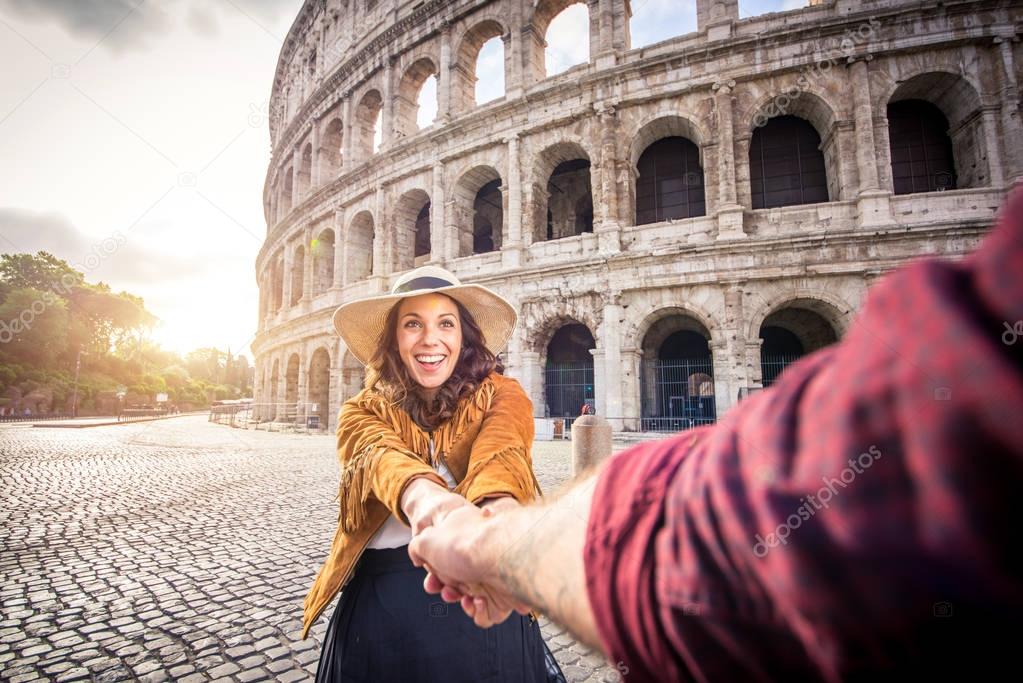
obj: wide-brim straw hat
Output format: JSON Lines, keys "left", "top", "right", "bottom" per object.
{"left": 332, "top": 265, "right": 517, "bottom": 366}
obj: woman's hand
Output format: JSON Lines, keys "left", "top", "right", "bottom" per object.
{"left": 400, "top": 477, "right": 471, "bottom": 535}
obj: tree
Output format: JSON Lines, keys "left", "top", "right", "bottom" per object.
{"left": 0, "top": 288, "right": 69, "bottom": 366}
{"left": 0, "top": 252, "right": 83, "bottom": 298}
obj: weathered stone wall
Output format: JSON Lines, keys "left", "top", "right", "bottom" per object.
{"left": 253, "top": 0, "right": 1022, "bottom": 431}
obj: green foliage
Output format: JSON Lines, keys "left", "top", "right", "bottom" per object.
{"left": 0, "top": 252, "right": 250, "bottom": 414}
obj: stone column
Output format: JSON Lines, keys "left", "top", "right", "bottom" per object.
{"left": 596, "top": 106, "right": 622, "bottom": 254}
{"left": 696, "top": 0, "right": 738, "bottom": 41}
{"left": 590, "top": 348, "right": 606, "bottom": 417}
{"left": 981, "top": 106, "right": 1006, "bottom": 187}
{"left": 373, "top": 185, "right": 388, "bottom": 278}
{"left": 431, "top": 162, "right": 446, "bottom": 264}
{"left": 382, "top": 57, "right": 395, "bottom": 148}
{"left": 600, "top": 295, "right": 624, "bottom": 430}
{"left": 503, "top": 134, "right": 523, "bottom": 268}
{"left": 995, "top": 37, "right": 1023, "bottom": 181}
{"left": 302, "top": 226, "right": 314, "bottom": 302}
{"left": 282, "top": 245, "right": 294, "bottom": 310}
{"left": 332, "top": 207, "right": 345, "bottom": 288}
{"left": 506, "top": 1, "right": 524, "bottom": 99}
{"left": 437, "top": 21, "right": 452, "bottom": 120}
{"left": 518, "top": 351, "right": 544, "bottom": 418}
{"left": 311, "top": 118, "right": 321, "bottom": 189}
{"left": 341, "top": 94, "right": 353, "bottom": 171}
{"left": 848, "top": 56, "right": 892, "bottom": 227}
{"left": 620, "top": 348, "right": 642, "bottom": 431}
{"left": 713, "top": 80, "right": 744, "bottom": 239}
{"left": 710, "top": 339, "right": 734, "bottom": 418}
{"left": 291, "top": 146, "right": 302, "bottom": 206}
{"left": 593, "top": 0, "right": 613, "bottom": 69}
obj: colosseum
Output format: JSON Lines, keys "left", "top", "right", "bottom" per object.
{"left": 252, "top": 0, "right": 1022, "bottom": 434}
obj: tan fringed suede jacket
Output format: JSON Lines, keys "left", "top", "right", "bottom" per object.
{"left": 301, "top": 372, "right": 540, "bottom": 638}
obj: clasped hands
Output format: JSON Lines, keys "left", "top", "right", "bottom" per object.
{"left": 400, "top": 478, "right": 530, "bottom": 627}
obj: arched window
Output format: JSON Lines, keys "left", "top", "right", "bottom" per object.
{"left": 640, "top": 315, "right": 715, "bottom": 432}
{"left": 888, "top": 100, "right": 957, "bottom": 194}
{"left": 759, "top": 304, "right": 839, "bottom": 385}
{"left": 749, "top": 115, "right": 828, "bottom": 209}
{"left": 544, "top": 3, "right": 589, "bottom": 77}
{"left": 473, "top": 179, "right": 502, "bottom": 254}
{"left": 636, "top": 137, "right": 706, "bottom": 224}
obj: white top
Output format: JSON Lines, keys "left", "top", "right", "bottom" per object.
{"left": 366, "top": 437, "right": 457, "bottom": 549}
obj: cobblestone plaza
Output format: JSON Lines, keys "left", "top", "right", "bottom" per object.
{"left": 0, "top": 417, "right": 616, "bottom": 682}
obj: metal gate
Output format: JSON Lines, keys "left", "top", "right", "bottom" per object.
{"left": 544, "top": 360, "right": 594, "bottom": 419}
{"left": 760, "top": 353, "right": 802, "bottom": 386}
{"left": 640, "top": 358, "right": 716, "bottom": 432}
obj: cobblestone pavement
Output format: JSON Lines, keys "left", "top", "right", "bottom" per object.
{"left": 1, "top": 417, "right": 622, "bottom": 682}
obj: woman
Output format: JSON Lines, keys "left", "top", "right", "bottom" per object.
{"left": 303, "top": 265, "right": 550, "bottom": 682}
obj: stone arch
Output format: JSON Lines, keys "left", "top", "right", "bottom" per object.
{"left": 395, "top": 57, "right": 438, "bottom": 138}
{"left": 270, "top": 250, "right": 284, "bottom": 312}
{"left": 542, "top": 320, "right": 596, "bottom": 418}
{"left": 319, "top": 117, "right": 344, "bottom": 179}
{"left": 527, "top": 0, "right": 593, "bottom": 83}
{"left": 281, "top": 166, "right": 294, "bottom": 215}
{"left": 453, "top": 19, "right": 507, "bottom": 114}
{"left": 530, "top": 141, "right": 594, "bottom": 242}
{"left": 743, "top": 89, "right": 841, "bottom": 209}
{"left": 633, "top": 306, "right": 718, "bottom": 430}
{"left": 630, "top": 115, "right": 709, "bottom": 225}
{"left": 453, "top": 165, "right": 504, "bottom": 256}
{"left": 346, "top": 210, "right": 375, "bottom": 282}
{"left": 307, "top": 346, "right": 331, "bottom": 427}
{"left": 354, "top": 89, "right": 383, "bottom": 162}
{"left": 743, "top": 290, "right": 852, "bottom": 344}
{"left": 753, "top": 296, "right": 846, "bottom": 385}
{"left": 312, "top": 227, "right": 335, "bottom": 295}
{"left": 884, "top": 71, "right": 989, "bottom": 190}
{"left": 298, "top": 142, "right": 313, "bottom": 198}
{"left": 284, "top": 353, "right": 300, "bottom": 405}
{"left": 393, "top": 188, "right": 431, "bottom": 271}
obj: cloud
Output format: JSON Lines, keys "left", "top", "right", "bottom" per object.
{"left": 0, "top": 0, "right": 300, "bottom": 52}
{"left": 0, "top": 0, "right": 173, "bottom": 53}
{"left": 0, "top": 207, "right": 209, "bottom": 289}
{"left": 186, "top": 4, "right": 219, "bottom": 38}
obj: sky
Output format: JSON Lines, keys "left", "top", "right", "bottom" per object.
{"left": 0, "top": 0, "right": 798, "bottom": 359}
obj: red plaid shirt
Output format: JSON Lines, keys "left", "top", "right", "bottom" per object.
{"left": 584, "top": 189, "right": 1023, "bottom": 682}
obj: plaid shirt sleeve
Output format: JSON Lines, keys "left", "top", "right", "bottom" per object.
{"left": 584, "top": 190, "right": 1023, "bottom": 682}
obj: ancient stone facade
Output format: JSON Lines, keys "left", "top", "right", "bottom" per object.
{"left": 253, "top": 0, "right": 1023, "bottom": 432}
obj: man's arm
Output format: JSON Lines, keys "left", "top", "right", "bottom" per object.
{"left": 409, "top": 471, "right": 602, "bottom": 648}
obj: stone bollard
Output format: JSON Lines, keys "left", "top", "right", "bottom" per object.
{"left": 572, "top": 414, "right": 613, "bottom": 477}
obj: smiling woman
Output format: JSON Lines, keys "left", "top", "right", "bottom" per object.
{"left": 304, "top": 265, "right": 554, "bottom": 682}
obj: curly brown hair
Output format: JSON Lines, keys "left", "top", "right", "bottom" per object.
{"left": 365, "top": 294, "right": 503, "bottom": 431}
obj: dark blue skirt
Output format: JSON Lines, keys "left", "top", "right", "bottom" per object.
{"left": 315, "top": 546, "right": 548, "bottom": 683}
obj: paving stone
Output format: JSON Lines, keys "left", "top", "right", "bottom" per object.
{"left": 0, "top": 419, "right": 609, "bottom": 682}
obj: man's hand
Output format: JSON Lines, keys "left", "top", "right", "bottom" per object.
{"left": 411, "top": 502, "right": 530, "bottom": 627}
{"left": 400, "top": 477, "right": 471, "bottom": 535}
{"left": 409, "top": 472, "right": 604, "bottom": 648}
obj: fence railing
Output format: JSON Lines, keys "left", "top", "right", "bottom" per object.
{"left": 0, "top": 412, "right": 76, "bottom": 423}
{"left": 209, "top": 402, "right": 327, "bottom": 432}
{"left": 761, "top": 354, "right": 802, "bottom": 386}
{"left": 544, "top": 361, "right": 594, "bottom": 419}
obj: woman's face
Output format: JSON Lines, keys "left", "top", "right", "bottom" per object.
{"left": 395, "top": 293, "right": 463, "bottom": 397}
